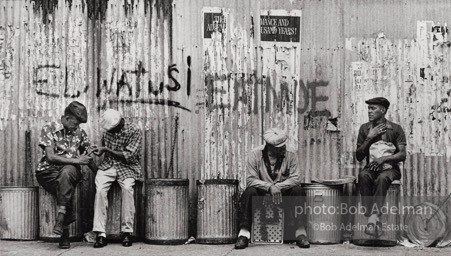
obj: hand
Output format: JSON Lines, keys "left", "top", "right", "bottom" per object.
{"left": 368, "top": 157, "right": 386, "bottom": 172}
{"left": 367, "top": 123, "right": 386, "bottom": 139}
{"left": 269, "top": 185, "right": 282, "bottom": 205}
{"left": 77, "top": 154, "right": 93, "bottom": 165}
{"left": 91, "top": 145, "right": 107, "bottom": 156}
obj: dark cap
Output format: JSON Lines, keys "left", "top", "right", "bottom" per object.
{"left": 365, "top": 97, "right": 390, "bottom": 109}
{"left": 64, "top": 101, "right": 88, "bottom": 123}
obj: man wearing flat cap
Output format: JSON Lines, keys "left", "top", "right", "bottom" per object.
{"left": 90, "top": 109, "right": 142, "bottom": 248}
{"left": 356, "top": 97, "right": 406, "bottom": 237}
{"left": 235, "top": 128, "right": 309, "bottom": 249}
{"left": 36, "top": 101, "right": 97, "bottom": 249}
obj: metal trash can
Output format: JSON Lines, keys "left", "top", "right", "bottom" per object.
{"left": 105, "top": 181, "right": 144, "bottom": 240}
{"left": 145, "top": 178, "right": 189, "bottom": 244}
{"left": 39, "top": 186, "right": 82, "bottom": 241}
{"left": 196, "top": 179, "right": 238, "bottom": 244}
{"left": 0, "top": 187, "right": 38, "bottom": 240}
{"left": 352, "top": 181, "right": 400, "bottom": 246}
{"left": 302, "top": 183, "right": 343, "bottom": 244}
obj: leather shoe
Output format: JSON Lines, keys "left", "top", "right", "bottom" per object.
{"left": 58, "top": 229, "right": 70, "bottom": 249}
{"left": 296, "top": 235, "right": 310, "bottom": 248}
{"left": 94, "top": 236, "right": 107, "bottom": 248}
{"left": 234, "top": 236, "right": 249, "bottom": 249}
{"left": 122, "top": 232, "right": 133, "bottom": 247}
{"left": 53, "top": 213, "right": 65, "bottom": 236}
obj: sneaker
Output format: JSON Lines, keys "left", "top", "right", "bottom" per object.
{"left": 234, "top": 236, "right": 249, "bottom": 249}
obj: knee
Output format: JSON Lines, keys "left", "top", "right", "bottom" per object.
{"left": 375, "top": 173, "right": 392, "bottom": 186}
{"left": 96, "top": 187, "right": 109, "bottom": 197}
{"left": 242, "top": 187, "right": 259, "bottom": 196}
{"left": 288, "top": 186, "right": 304, "bottom": 196}
{"left": 358, "top": 170, "right": 373, "bottom": 183}
{"left": 59, "top": 165, "right": 80, "bottom": 183}
{"left": 121, "top": 184, "right": 134, "bottom": 194}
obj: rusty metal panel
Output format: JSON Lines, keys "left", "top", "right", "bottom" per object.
{"left": 0, "top": 0, "right": 194, "bottom": 187}
{"left": 342, "top": 7, "right": 451, "bottom": 196}
{"left": 199, "top": 0, "right": 344, "bottom": 189}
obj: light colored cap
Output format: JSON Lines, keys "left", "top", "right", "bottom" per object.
{"left": 263, "top": 128, "right": 288, "bottom": 147}
{"left": 101, "top": 109, "right": 122, "bottom": 131}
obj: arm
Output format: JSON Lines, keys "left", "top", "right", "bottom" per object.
{"left": 274, "top": 153, "right": 300, "bottom": 190}
{"left": 246, "top": 152, "right": 273, "bottom": 191}
{"left": 45, "top": 147, "right": 92, "bottom": 165}
{"left": 93, "top": 127, "right": 142, "bottom": 162}
{"left": 356, "top": 123, "right": 386, "bottom": 161}
{"left": 368, "top": 126, "right": 407, "bottom": 171}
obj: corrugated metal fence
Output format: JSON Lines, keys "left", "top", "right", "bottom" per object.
{"left": 0, "top": 0, "right": 450, "bottom": 232}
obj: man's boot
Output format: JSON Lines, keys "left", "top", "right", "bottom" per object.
{"left": 59, "top": 229, "right": 70, "bottom": 249}
{"left": 53, "top": 212, "right": 65, "bottom": 236}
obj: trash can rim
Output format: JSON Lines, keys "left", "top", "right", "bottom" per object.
{"left": 196, "top": 179, "right": 239, "bottom": 185}
{"left": 145, "top": 178, "right": 189, "bottom": 186}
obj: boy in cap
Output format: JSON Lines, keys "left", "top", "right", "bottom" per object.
{"left": 90, "top": 109, "right": 142, "bottom": 248}
{"left": 36, "top": 101, "right": 97, "bottom": 249}
{"left": 356, "top": 97, "right": 406, "bottom": 237}
{"left": 235, "top": 128, "right": 309, "bottom": 249}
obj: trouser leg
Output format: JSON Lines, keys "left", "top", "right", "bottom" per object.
{"left": 36, "top": 165, "right": 82, "bottom": 225}
{"left": 92, "top": 168, "right": 116, "bottom": 234}
{"left": 238, "top": 187, "right": 266, "bottom": 231}
{"left": 117, "top": 178, "right": 135, "bottom": 233}
{"left": 282, "top": 186, "right": 307, "bottom": 239}
{"left": 358, "top": 168, "right": 377, "bottom": 217}
{"left": 372, "top": 169, "right": 401, "bottom": 216}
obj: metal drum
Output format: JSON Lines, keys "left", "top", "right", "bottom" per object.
{"left": 352, "top": 181, "right": 400, "bottom": 246}
{"left": 302, "top": 183, "right": 343, "bottom": 244}
{"left": 105, "top": 181, "right": 144, "bottom": 240}
{"left": 39, "top": 186, "right": 82, "bottom": 241}
{"left": 196, "top": 179, "right": 238, "bottom": 244}
{"left": 0, "top": 187, "right": 38, "bottom": 240}
{"left": 145, "top": 179, "right": 189, "bottom": 244}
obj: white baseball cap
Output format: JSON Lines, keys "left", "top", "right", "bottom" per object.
{"left": 101, "top": 109, "right": 122, "bottom": 131}
{"left": 263, "top": 128, "right": 288, "bottom": 147}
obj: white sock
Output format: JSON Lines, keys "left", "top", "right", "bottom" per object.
{"left": 238, "top": 228, "right": 250, "bottom": 239}
{"left": 57, "top": 206, "right": 66, "bottom": 214}
{"left": 295, "top": 227, "right": 307, "bottom": 238}
{"left": 97, "top": 232, "right": 106, "bottom": 238}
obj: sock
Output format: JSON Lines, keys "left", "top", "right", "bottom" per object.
{"left": 97, "top": 232, "right": 106, "bottom": 238}
{"left": 295, "top": 227, "right": 307, "bottom": 238}
{"left": 238, "top": 228, "right": 250, "bottom": 239}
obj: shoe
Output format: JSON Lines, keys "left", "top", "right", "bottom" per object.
{"left": 364, "top": 223, "right": 377, "bottom": 237}
{"left": 375, "top": 221, "right": 384, "bottom": 238}
{"left": 94, "top": 236, "right": 107, "bottom": 248}
{"left": 234, "top": 236, "right": 249, "bottom": 249}
{"left": 53, "top": 213, "right": 65, "bottom": 236}
{"left": 295, "top": 235, "right": 310, "bottom": 248}
{"left": 58, "top": 229, "right": 70, "bottom": 249}
{"left": 122, "top": 232, "right": 133, "bottom": 247}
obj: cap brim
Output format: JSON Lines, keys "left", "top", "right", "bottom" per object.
{"left": 272, "top": 140, "right": 287, "bottom": 147}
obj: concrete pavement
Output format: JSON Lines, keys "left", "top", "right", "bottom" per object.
{"left": 1, "top": 240, "right": 450, "bottom": 256}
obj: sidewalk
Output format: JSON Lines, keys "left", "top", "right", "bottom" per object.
{"left": 1, "top": 240, "right": 450, "bottom": 256}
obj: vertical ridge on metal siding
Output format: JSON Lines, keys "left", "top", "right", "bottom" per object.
{"left": 343, "top": 0, "right": 451, "bottom": 197}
